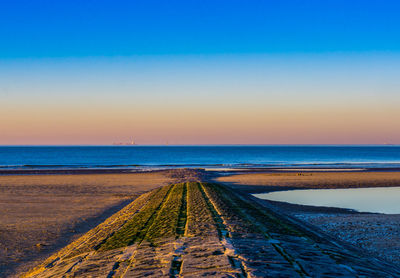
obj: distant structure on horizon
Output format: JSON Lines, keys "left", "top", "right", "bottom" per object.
{"left": 112, "top": 138, "right": 136, "bottom": 146}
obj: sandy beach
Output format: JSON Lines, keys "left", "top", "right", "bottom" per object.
{"left": 2, "top": 169, "right": 400, "bottom": 276}
{"left": 0, "top": 171, "right": 175, "bottom": 277}
{"left": 20, "top": 180, "right": 400, "bottom": 277}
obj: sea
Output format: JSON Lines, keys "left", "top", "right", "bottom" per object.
{"left": 0, "top": 145, "right": 400, "bottom": 171}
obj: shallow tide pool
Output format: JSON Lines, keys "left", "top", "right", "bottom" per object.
{"left": 254, "top": 186, "right": 400, "bottom": 214}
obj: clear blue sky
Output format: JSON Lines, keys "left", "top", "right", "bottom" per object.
{"left": 1, "top": 1, "right": 400, "bottom": 145}
{"left": 1, "top": 0, "right": 400, "bottom": 58}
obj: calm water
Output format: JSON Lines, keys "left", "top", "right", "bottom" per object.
{"left": 0, "top": 146, "right": 400, "bottom": 170}
{"left": 255, "top": 187, "right": 400, "bottom": 214}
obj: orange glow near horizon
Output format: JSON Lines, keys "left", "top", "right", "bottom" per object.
{"left": 2, "top": 98, "right": 399, "bottom": 145}
{"left": 1, "top": 55, "right": 400, "bottom": 145}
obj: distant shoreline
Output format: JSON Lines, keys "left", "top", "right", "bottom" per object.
{"left": 2, "top": 166, "right": 400, "bottom": 176}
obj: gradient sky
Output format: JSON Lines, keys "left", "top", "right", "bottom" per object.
{"left": 1, "top": 0, "right": 400, "bottom": 145}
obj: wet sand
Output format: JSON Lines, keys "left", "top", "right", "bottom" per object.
{"left": 0, "top": 171, "right": 175, "bottom": 277}
{"left": 217, "top": 171, "right": 400, "bottom": 192}
{"left": 217, "top": 171, "right": 400, "bottom": 266}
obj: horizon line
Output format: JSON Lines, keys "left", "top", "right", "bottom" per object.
{"left": 0, "top": 144, "right": 398, "bottom": 147}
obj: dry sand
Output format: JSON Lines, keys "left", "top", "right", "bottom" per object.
{"left": 0, "top": 171, "right": 174, "bottom": 277}
{"left": 294, "top": 212, "right": 400, "bottom": 265}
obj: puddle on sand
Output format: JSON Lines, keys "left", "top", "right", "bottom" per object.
{"left": 254, "top": 187, "right": 400, "bottom": 214}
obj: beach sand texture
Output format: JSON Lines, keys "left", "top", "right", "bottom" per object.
{"left": 217, "top": 171, "right": 400, "bottom": 192}
{"left": 21, "top": 182, "right": 400, "bottom": 277}
{"left": 0, "top": 172, "right": 174, "bottom": 277}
